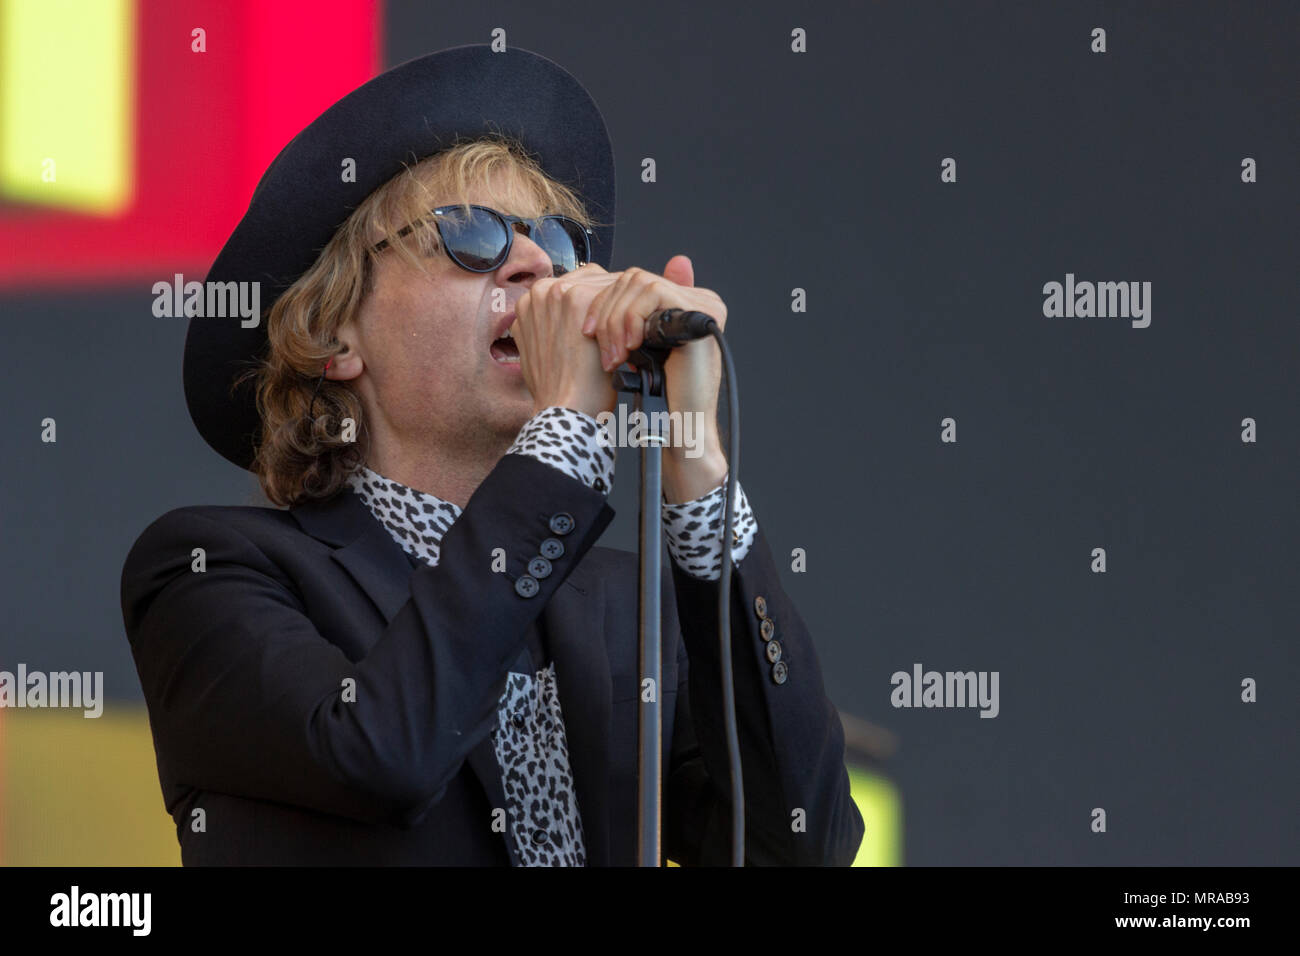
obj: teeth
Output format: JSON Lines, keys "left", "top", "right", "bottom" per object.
{"left": 502, "top": 329, "right": 513, "bottom": 339}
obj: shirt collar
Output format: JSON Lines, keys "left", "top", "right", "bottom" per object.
{"left": 345, "top": 465, "right": 462, "bottom": 567}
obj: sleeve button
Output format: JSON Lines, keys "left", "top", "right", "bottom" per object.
{"left": 527, "top": 555, "right": 553, "bottom": 579}
{"left": 771, "top": 661, "right": 788, "bottom": 685}
{"left": 514, "top": 574, "right": 539, "bottom": 598}
{"left": 759, "top": 618, "right": 775, "bottom": 641}
{"left": 765, "top": 640, "right": 782, "bottom": 664}
{"left": 549, "top": 512, "right": 575, "bottom": 535}
{"left": 540, "top": 537, "right": 565, "bottom": 559}
{"left": 754, "top": 596, "right": 768, "bottom": 619}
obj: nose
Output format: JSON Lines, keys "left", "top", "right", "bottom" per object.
{"left": 498, "top": 222, "right": 555, "bottom": 285}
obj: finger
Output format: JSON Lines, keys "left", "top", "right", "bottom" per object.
{"left": 662, "top": 254, "right": 694, "bottom": 288}
{"left": 696, "top": 290, "right": 727, "bottom": 332}
{"left": 595, "top": 271, "right": 646, "bottom": 369}
{"left": 581, "top": 277, "right": 622, "bottom": 335}
{"left": 562, "top": 281, "right": 607, "bottom": 345}
{"left": 619, "top": 283, "right": 664, "bottom": 351}
{"left": 589, "top": 270, "right": 638, "bottom": 367}
{"left": 603, "top": 273, "right": 658, "bottom": 368}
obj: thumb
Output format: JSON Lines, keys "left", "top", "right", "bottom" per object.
{"left": 662, "top": 254, "right": 694, "bottom": 288}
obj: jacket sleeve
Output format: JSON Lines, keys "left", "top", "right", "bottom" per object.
{"left": 120, "top": 453, "right": 613, "bottom": 829}
{"left": 662, "top": 522, "right": 864, "bottom": 866}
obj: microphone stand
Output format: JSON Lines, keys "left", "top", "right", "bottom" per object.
{"left": 613, "top": 344, "right": 672, "bottom": 867}
{"left": 613, "top": 307, "right": 744, "bottom": 866}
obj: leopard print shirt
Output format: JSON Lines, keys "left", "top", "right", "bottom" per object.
{"left": 506, "top": 405, "right": 758, "bottom": 579}
{"left": 344, "top": 405, "right": 757, "bottom": 865}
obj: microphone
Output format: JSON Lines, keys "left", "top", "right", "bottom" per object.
{"left": 642, "top": 309, "right": 717, "bottom": 348}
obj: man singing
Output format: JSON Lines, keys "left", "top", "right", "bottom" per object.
{"left": 120, "top": 43, "right": 863, "bottom": 865}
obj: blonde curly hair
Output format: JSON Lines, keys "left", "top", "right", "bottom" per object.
{"left": 238, "top": 133, "right": 602, "bottom": 507}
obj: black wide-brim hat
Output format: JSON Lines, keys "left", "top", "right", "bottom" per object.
{"left": 185, "top": 43, "right": 616, "bottom": 471}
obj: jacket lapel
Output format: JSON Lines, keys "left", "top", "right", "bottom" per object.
{"left": 290, "top": 488, "right": 412, "bottom": 622}
{"left": 290, "top": 489, "right": 613, "bottom": 866}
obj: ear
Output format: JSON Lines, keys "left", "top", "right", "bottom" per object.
{"left": 324, "top": 331, "right": 363, "bottom": 382}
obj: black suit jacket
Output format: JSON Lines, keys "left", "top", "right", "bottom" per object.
{"left": 120, "top": 452, "right": 864, "bottom": 865}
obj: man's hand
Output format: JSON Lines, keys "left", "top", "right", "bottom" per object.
{"left": 510, "top": 264, "right": 622, "bottom": 420}
{"left": 582, "top": 256, "right": 729, "bottom": 502}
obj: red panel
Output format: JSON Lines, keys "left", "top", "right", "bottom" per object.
{"left": 0, "top": 0, "right": 382, "bottom": 289}
{"left": 243, "top": 0, "right": 385, "bottom": 191}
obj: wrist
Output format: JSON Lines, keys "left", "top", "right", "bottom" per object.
{"left": 662, "top": 447, "right": 728, "bottom": 504}
{"left": 534, "top": 383, "right": 616, "bottom": 422}
{"left": 663, "top": 419, "right": 722, "bottom": 464}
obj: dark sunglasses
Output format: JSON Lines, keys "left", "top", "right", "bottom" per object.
{"left": 371, "top": 204, "right": 593, "bottom": 276}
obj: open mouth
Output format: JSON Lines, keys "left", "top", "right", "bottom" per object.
{"left": 490, "top": 333, "right": 520, "bottom": 364}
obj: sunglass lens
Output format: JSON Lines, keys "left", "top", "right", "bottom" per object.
{"left": 535, "top": 218, "right": 587, "bottom": 276}
{"left": 439, "top": 207, "right": 510, "bottom": 271}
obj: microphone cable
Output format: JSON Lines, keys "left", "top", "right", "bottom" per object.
{"left": 710, "top": 321, "right": 745, "bottom": 866}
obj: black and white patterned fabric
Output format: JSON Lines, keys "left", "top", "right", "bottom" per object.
{"left": 495, "top": 668, "right": 585, "bottom": 865}
{"left": 508, "top": 406, "right": 757, "bottom": 579}
{"left": 344, "top": 468, "right": 460, "bottom": 567}
{"left": 344, "top": 404, "right": 758, "bottom": 865}
{"left": 506, "top": 405, "right": 614, "bottom": 494}
{"left": 661, "top": 477, "right": 758, "bottom": 579}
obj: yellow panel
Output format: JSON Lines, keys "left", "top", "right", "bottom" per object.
{"left": 3, "top": 706, "right": 180, "bottom": 866}
{"left": 848, "top": 766, "right": 903, "bottom": 866}
{"left": 0, "top": 0, "right": 135, "bottom": 213}
{"left": 1, "top": 709, "right": 900, "bottom": 867}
